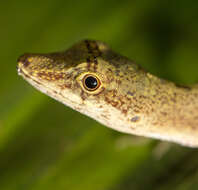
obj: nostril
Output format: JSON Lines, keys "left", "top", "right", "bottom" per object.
{"left": 17, "top": 54, "right": 31, "bottom": 67}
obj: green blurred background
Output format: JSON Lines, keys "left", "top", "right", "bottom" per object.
{"left": 1, "top": 0, "right": 198, "bottom": 189}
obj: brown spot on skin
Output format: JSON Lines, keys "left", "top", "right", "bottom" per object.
{"left": 17, "top": 53, "right": 31, "bottom": 67}
{"left": 134, "top": 109, "right": 140, "bottom": 113}
{"left": 152, "top": 122, "right": 158, "bottom": 126}
{"left": 101, "top": 114, "right": 109, "bottom": 120}
{"left": 108, "top": 68, "right": 113, "bottom": 72}
{"left": 85, "top": 40, "right": 101, "bottom": 63}
{"left": 107, "top": 76, "right": 114, "bottom": 83}
{"left": 80, "top": 90, "right": 86, "bottom": 101}
{"left": 171, "top": 98, "right": 176, "bottom": 103}
{"left": 86, "top": 62, "right": 91, "bottom": 70}
{"left": 131, "top": 116, "right": 140, "bottom": 122}
{"left": 59, "top": 83, "right": 72, "bottom": 89}
{"left": 85, "top": 40, "right": 91, "bottom": 53}
{"left": 160, "top": 112, "right": 167, "bottom": 116}
{"left": 116, "top": 80, "right": 122, "bottom": 85}
{"left": 122, "top": 109, "right": 128, "bottom": 115}
{"left": 104, "top": 89, "right": 132, "bottom": 115}
{"left": 37, "top": 72, "right": 66, "bottom": 81}
{"left": 65, "top": 74, "right": 72, "bottom": 80}
{"left": 93, "top": 59, "right": 98, "bottom": 72}
{"left": 139, "top": 95, "right": 147, "bottom": 99}
{"left": 127, "top": 91, "right": 134, "bottom": 96}
{"left": 110, "top": 100, "right": 119, "bottom": 107}
{"left": 85, "top": 46, "right": 99, "bottom": 71}
{"left": 115, "top": 70, "right": 120, "bottom": 76}
{"left": 23, "top": 60, "right": 30, "bottom": 67}
{"left": 118, "top": 97, "right": 125, "bottom": 107}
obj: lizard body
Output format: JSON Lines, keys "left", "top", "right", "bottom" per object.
{"left": 17, "top": 40, "right": 198, "bottom": 147}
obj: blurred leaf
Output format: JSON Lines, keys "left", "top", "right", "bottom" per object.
{"left": 1, "top": 0, "right": 198, "bottom": 190}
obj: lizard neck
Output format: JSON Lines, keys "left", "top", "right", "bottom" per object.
{"left": 127, "top": 73, "right": 198, "bottom": 147}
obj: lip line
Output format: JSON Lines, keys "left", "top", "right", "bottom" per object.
{"left": 18, "top": 65, "right": 82, "bottom": 108}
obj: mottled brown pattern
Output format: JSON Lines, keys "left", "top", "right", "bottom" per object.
{"left": 131, "top": 116, "right": 140, "bottom": 122}
{"left": 17, "top": 40, "right": 198, "bottom": 147}
{"left": 37, "top": 71, "right": 66, "bottom": 81}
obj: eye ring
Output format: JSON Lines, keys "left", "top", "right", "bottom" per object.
{"left": 82, "top": 74, "right": 101, "bottom": 91}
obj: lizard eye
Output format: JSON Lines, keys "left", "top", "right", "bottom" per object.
{"left": 83, "top": 74, "right": 100, "bottom": 91}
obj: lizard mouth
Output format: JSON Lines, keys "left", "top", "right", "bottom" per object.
{"left": 17, "top": 53, "right": 35, "bottom": 77}
{"left": 17, "top": 53, "right": 45, "bottom": 87}
{"left": 17, "top": 64, "right": 30, "bottom": 79}
{"left": 17, "top": 60, "right": 42, "bottom": 89}
{"left": 17, "top": 61, "right": 28, "bottom": 77}
{"left": 17, "top": 54, "right": 84, "bottom": 111}
{"left": 17, "top": 61, "right": 31, "bottom": 79}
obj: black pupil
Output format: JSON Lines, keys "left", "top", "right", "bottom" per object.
{"left": 85, "top": 76, "right": 98, "bottom": 89}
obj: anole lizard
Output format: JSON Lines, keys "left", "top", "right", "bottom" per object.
{"left": 17, "top": 40, "right": 198, "bottom": 147}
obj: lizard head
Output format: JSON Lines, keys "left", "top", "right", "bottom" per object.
{"left": 17, "top": 40, "right": 198, "bottom": 147}
{"left": 17, "top": 40, "right": 140, "bottom": 128}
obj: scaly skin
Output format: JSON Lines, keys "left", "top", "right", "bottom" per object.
{"left": 17, "top": 40, "right": 198, "bottom": 147}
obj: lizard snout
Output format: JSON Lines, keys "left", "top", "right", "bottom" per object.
{"left": 17, "top": 53, "right": 33, "bottom": 68}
